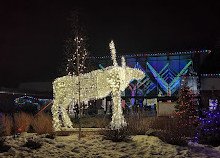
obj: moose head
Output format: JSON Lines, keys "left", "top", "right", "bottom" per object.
{"left": 108, "top": 40, "right": 145, "bottom": 92}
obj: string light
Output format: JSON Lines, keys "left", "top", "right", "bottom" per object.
{"left": 14, "top": 96, "right": 52, "bottom": 105}
{"left": 65, "top": 36, "right": 89, "bottom": 76}
{"left": 201, "top": 74, "right": 220, "bottom": 77}
{"left": 174, "top": 75, "right": 198, "bottom": 136}
{"left": 87, "top": 50, "right": 211, "bottom": 59}
{"left": 195, "top": 107, "right": 220, "bottom": 145}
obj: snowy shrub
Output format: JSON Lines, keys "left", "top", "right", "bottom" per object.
{"left": 99, "top": 127, "right": 131, "bottom": 142}
{"left": 14, "top": 112, "right": 33, "bottom": 132}
{"left": 156, "top": 129, "right": 188, "bottom": 146}
{"left": 23, "top": 138, "right": 42, "bottom": 149}
{"left": 31, "top": 113, "right": 53, "bottom": 134}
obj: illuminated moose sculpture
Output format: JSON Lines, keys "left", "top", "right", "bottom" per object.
{"left": 52, "top": 41, "right": 145, "bottom": 131}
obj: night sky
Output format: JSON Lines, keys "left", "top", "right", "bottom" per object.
{"left": 0, "top": 1, "right": 220, "bottom": 88}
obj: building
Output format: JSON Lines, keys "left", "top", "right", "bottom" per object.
{"left": 0, "top": 82, "right": 52, "bottom": 113}
{"left": 88, "top": 49, "right": 211, "bottom": 115}
{"left": 200, "top": 74, "right": 220, "bottom": 108}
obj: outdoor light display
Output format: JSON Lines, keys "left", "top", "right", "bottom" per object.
{"left": 14, "top": 96, "right": 52, "bottom": 112}
{"left": 14, "top": 96, "right": 52, "bottom": 105}
{"left": 51, "top": 41, "right": 145, "bottom": 131}
{"left": 92, "top": 50, "right": 209, "bottom": 97}
{"left": 195, "top": 107, "right": 220, "bottom": 146}
{"left": 174, "top": 75, "right": 198, "bottom": 133}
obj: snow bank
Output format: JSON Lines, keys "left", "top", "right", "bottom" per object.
{"left": 0, "top": 133, "right": 220, "bottom": 158}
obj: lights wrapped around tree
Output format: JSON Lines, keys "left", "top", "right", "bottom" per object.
{"left": 174, "top": 75, "right": 198, "bottom": 136}
{"left": 51, "top": 41, "right": 145, "bottom": 131}
{"left": 194, "top": 107, "right": 220, "bottom": 146}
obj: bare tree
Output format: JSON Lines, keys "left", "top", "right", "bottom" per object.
{"left": 61, "top": 10, "right": 91, "bottom": 140}
{"left": 61, "top": 11, "right": 91, "bottom": 76}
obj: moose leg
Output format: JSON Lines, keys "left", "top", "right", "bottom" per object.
{"left": 110, "top": 88, "right": 127, "bottom": 130}
{"left": 51, "top": 99, "right": 62, "bottom": 131}
{"left": 60, "top": 99, "right": 73, "bottom": 129}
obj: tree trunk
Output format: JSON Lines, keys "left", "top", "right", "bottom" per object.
{"left": 76, "top": 36, "right": 82, "bottom": 140}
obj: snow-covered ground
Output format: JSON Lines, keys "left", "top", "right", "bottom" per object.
{"left": 1, "top": 133, "right": 220, "bottom": 158}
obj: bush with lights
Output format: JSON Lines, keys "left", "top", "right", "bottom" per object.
{"left": 194, "top": 106, "right": 220, "bottom": 146}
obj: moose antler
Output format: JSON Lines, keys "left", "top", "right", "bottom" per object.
{"left": 109, "top": 40, "right": 118, "bottom": 66}
{"left": 121, "top": 56, "right": 126, "bottom": 67}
